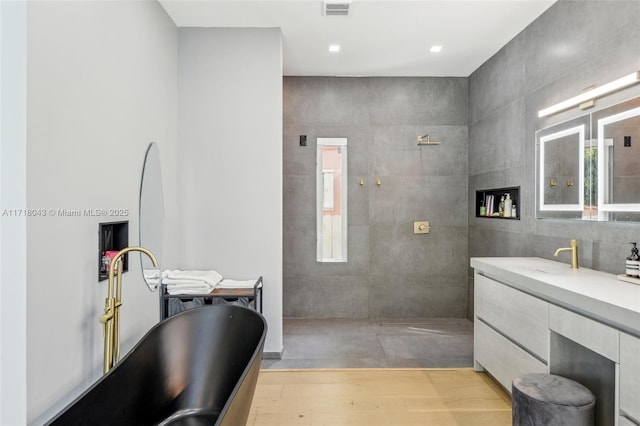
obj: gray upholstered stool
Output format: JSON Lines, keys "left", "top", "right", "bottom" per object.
{"left": 512, "top": 373, "right": 595, "bottom": 426}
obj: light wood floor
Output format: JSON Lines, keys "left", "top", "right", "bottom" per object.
{"left": 248, "top": 368, "right": 512, "bottom": 426}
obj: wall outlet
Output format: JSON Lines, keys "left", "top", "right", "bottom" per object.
{"left": 624, "top": 136, "right": 631, "bottom": 147}
{"left": 299, "top": 135, "right": 307, "bottom": 146}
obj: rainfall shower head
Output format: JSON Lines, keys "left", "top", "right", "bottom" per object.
{"left": 417, "top": 133, "right": 441, "bottom": 145}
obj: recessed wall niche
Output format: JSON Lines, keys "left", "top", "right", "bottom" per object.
{"left": 475, "top": 187, "right": 520, "bottom": 219}
{"left": 98, "top": 221, "right": 129, "bottom": 281}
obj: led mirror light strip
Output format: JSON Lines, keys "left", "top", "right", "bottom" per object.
{"left": 538, "top": 124, "right": 585, "bottom": 211}
{"left": 538, "top": 71, "right": 640, "bottom": 118}
{"left": 597, "top": 105, "right": 640, "bottom": 214}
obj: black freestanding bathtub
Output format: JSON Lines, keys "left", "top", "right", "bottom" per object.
{"left": 46, "top": 305, "right": 267, "bottom": 426}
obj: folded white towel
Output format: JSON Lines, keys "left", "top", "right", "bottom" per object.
{"left": 142, "top": 270, "right": 161, "bottom": 291}
{"left": 161, "top": 270, "right": 222, "bottom": 287}
{"left": 166, "top": 283, "right": 214, "bottom": 295}
{"left": 167, "top": 288, "right": 213, "bottom": 295}
{"left": 162, "top": 278, "right": 211, "bottom": 286}
{"left": 217, "top": 279, "right": 259, "bottom": 289}
{"left": 145, "top": 277, "right": 160, "bottom": 291}
{"left": 143, "top": 269, "right": 161, "bottom": 279}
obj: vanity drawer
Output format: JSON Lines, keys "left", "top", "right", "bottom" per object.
{"left": 474, "top": 319, "right": 548, "bottom": 393}
{"left": 548, "top": 305, "right": 619, "bottom": 362}
{"left": 475, "top": 273, "right": 549, "bottom": 360}
{"left": 620, "top": 332, "right": 640, "bottom": 423}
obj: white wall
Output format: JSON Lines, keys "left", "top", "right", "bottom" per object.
{"left": 1, "top": 1, "right": 28, "bottom": 424}
{"left": 26, "top": 1, "right": 178, "bottom": 422}
{"left": 178, "top": 28, "right": 283, "bottom": 354}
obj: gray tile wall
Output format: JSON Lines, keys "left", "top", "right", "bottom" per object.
{"left": 468, "top": 0, "right": 640, "bottom": 318}
{"left": 284, "top": 77, "right": 469, "bottom": 318}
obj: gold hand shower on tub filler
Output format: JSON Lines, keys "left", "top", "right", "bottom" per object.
{"left": 98, "top": 246, "right": 158, "bottom": 374}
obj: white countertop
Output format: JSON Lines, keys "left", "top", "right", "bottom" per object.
{"left": 470, "top": 257, "right": 640, "bottom": 337}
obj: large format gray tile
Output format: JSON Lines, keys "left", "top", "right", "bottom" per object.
{"left": 283, "top": 174, "right": 316, "bottom": 220}
{"left": 469, "top": 35, "right": 525, "bottom": 125}
{"left": 369, "top": 125, "right": 468, "bottom": 178}
{"left": 281, "top": 333, "right": 385, "bottom": 360}
{"left": 284, "top": 318, "right": 378, "bottom": 336}
{"left": 368, "top": 274, "right": 468, "bottom": 318}
{"left": 367, "top": 77, "right": 468, "bottom": 126}
{"left": 368, "top": 176, "right": 468, "bottom": 226}
{"left": 379, "top": 334, "right": 473, "bottom": 367}
{"left": 468, "top": 100, "right": 526, "bottom": 176}
{"left": 284, "top": 77, "right": 370, "bottom": 126}
{"left": 283, "top": 123, "right": 317, "bottom": 176}
{"left": 371, "top": 318, "right": 473, "bottom": 336}
{"left": 261, "top": 318, "right": 474, "bottom": 369}
{"left": 524, "top": 0, "right": 639, "bottom": 95}
{"left": 369, "top": 224, "right": 468, "bottom": 277}
{"left": 283, "top": 275, "right": 370, "bottom": 318}
{"left": 283, "top": 76, "right": 470, "bottom": 320}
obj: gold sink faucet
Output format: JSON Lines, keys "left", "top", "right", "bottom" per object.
{"left": 98, "top": 246, "right": 158, "bottom": 374}
{"left": 554, "top": 239, "right": 579, "bottom": 269}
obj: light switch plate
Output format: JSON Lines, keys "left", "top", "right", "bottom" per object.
{"left": 414, "top": 221, "right": 430, "bottom": 234}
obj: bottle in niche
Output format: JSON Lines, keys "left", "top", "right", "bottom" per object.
{"left": 504, "top": 193, "right": 512, "bottom": 218}
{"left": 626, "top": 242, "right": 640, "bottom": 278}
{"left": 511, "top": 204, "right": 517, "bottom": 218}
{"left": 101, "top": 253, "right": 109, "bottom": 274}
{"left": 499, "top": 196, "right": 505, "bottom": 217}
{"left": 479, "top": 199, "right": 486, "bottom": 216}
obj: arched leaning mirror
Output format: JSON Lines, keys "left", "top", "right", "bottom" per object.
{"left": 139, "top": 142, "right": 164, "bottom": 289}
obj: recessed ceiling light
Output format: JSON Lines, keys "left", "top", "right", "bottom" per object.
{"left": 329, "top": 44, "right": 341, "bottom": 53}
{"left": 430, "top": 45, "right": 443, "bottom": 53}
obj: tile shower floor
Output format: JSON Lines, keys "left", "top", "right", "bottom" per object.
{"left": 261, "top": 317, "right": 474, "bottom": 369}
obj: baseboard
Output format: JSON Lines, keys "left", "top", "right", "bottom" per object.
{"left": 262, "top": 349, "right": 283, "bottom": 360}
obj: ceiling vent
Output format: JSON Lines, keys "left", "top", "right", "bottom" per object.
{"left": 322, "top": 1, "right": 351, "bottom": 17}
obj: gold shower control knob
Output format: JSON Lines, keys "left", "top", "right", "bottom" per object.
{"left": 414, "top": 221, "right": 430, "bottom": 234}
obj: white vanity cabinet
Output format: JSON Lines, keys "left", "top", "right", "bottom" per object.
{"left": 474, "top": 272, "right": 548, "bottom": 391}
{"left": 620, "top": 332, "right": 640, "bottom": 425}
{"left": 471, "top": 257, "right": 640, "bottom": 426}
{"left": 548, "top": 304, "right": 619, "bottom": 362}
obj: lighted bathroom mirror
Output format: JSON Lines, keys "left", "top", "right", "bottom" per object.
{"left": 139, "top": 142, "right": 164, "bottom": 288}
{"left": 317, "top": 137, "right": 348, "bottom": 262}
{"left": 539, "top": 125, "right": 585, "bottom": 211}
{"left": 536, "top": 95, "right": 640, "bottom": 222}
{"left": 593, "top": 96, "right": 640, "bottom": 221}
{"left": 536, "top": 115, "right": 592, "bottom": 220}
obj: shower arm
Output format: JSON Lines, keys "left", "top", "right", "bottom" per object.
{"left": 417, "top": 133, "right": 441, "bottom": 145}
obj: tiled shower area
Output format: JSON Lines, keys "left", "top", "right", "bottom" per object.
{"left": 283, "top": 77, "right": 470, "bottom": 320}
{"left": 262, "top": 317, "right": 473, "bottom": 369}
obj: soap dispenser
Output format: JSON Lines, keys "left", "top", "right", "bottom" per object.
{"left": 626, "top": 242, "right": 640, "bottom": 278}
{"left": 504, "top": 193, "right": 512, "bottom": 218}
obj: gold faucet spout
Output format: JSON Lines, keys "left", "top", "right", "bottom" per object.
{"left": 101, "top": 246, "right": 158, "bottom": 374}
{"left": 554, "top": 239, "right": 578, "bottom": 269}
{"left": 553, "top": 247, "right": 571, "bottom": 256}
